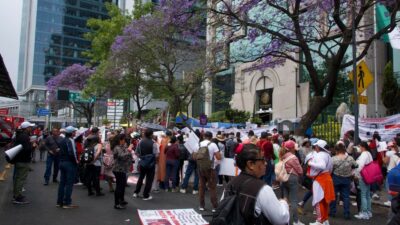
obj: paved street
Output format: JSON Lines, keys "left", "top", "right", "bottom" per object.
{"left": 0, "top": 158, "right": 393, "bottom": 225}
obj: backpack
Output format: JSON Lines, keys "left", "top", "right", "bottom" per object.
{"left": 275, "top": 154, "right": 296, "bottom": 182}
{"left": 178, "top": 143, "right": 189, "bottom": 160}
{"left": 388, "top": 163, "right": 400, "bottom": 193}
{"left": 195, "top": 142, "right": 212, "bottom": 172}
{"left": 211, "top": 176, "right": 271, "bottom": 225}
{"left": 81, "top": 145, "right": 95, "bottom": 164}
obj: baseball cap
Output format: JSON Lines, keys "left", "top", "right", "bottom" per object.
{"left": 20, "top": 121, "right": 36, "bottom": 129}
{"left": 65, "top": 126, "right": 78, "bottom": 133}
{"left": 312, "top": 139, "right": 328, "bottom": 151}
{"left": 284, "top": 140, "right": 296, "bottom": 149}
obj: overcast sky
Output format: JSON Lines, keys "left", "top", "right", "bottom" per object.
{"left": 0, "top": 1, "right": 22, "bottom": 88}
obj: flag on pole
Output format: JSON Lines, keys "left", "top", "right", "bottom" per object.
{"left": 376, "top": 3, "right": 400, "bottom": 49}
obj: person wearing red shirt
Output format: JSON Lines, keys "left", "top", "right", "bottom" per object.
{"left": 164, "top": 136, "right": 180, "bottom": 191}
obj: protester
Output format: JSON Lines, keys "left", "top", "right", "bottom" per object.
{"left": 157, "top": 131, "right": 171, "bottom": 191}
{"left": 383, "top": 140, "right": 399, "bottom": 207}
{"left": 329, "top": 142, "right": 357, "bottom": 219}
{"left": 176, "top": 135, "right": 189, "bottom": 187}
{"left": 215, "top": 134, "right": 229, "bottom": 186}
{"left": 85, "top": 128, "right": 104, "bottom": 196}
{"left": 57, "top": 126, "right": 79, "bottom": 209}
{"left": 180, "top": 132, "right": 200, "bottom": 195}
{"left": 12, "top": 121, "right": 36, "bottom": 204}
{"left": 134, "top": 129, "right": 159, "bottom": 200}
{"left": 103, "top": 133, "right": 115, "bottom": 192}
{"left": 164, "top": 136, "right": 180, "bottom": 192}
{"left": 112, "top": 134, "right": 133, "bottom": 209}
{"left": 74, "top": 133, "right": 85, "bottom": 185}
{"left": 280, "top": 140, "right": 304, "bottom": 225}
{"left": 354, "top": 141, "right": 374, "bottom": 220}
{"left": 196, "top": 131, "right": 221, "bottom": 212}
{"left": 43, "top": 128, "right": 61, "bottom": 185}
{"left": 308, "top": 139, "right": 335, "bottom": 225}
{"left": 259, "top": 133, "right": 275, "bottom": 186}
{"left": 222, "top": 143, "right": 290, "bottom": 225}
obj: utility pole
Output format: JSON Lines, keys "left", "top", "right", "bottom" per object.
{"left": 352, "top": 0, "right": 359, "bottom": 144}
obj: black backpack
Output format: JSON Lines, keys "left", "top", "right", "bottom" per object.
{"left": 178, "top": 143, "right": 189, "bottom": 160}
{"left": 81, "top": 146, "right": 95, "bottom": 164}
{"left": 211, "top": 178, "right": 270, "bottom": 225}
{"left": 225, "top": 138, "right": 237, "bottom": 158}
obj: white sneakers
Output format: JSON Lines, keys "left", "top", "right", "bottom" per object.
{"left": 372, "top": 193, "right": 380, "bottom": 200}
{"left": 199, "top": 207, "right": 205, "bottom": 211}
{"left": 143, "top": 196, "right": 153, "bottom": 201}
{"left": 354, "top": 212, "right": 370, "bottom": 220}
{"left": 192, "top": 190, "right": 199, "bottom": 195}
{"left": 384, "top": 201, "right": 392, "bottom": 207}
{"left": 293, "top": 221, "right": 305, "bottom": 225}
{"left": 132, "top": 193, "right": 138, "bottom": 198}
{"left": 180, "top": 189, "right": 186, "bottom": 194}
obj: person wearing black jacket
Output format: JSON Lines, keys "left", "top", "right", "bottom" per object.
{"left": 56, "top": 126, "right": 79, "bottom": 209}
{"left": 12, "top": 121, "right": 36, "bottom": 204}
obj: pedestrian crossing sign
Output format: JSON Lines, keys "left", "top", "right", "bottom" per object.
{"left": 348, "top": 60, "right": 373, "bottom": 94}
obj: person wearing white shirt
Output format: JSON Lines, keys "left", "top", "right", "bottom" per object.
{"left": 196, "top": 131, "right": 221, "bottom": 211}
{"left": 308, "top": 140, "right": 334, "bottom": 225}
{"left": 217, "top": 143, "right": 289, "bottom": 225}
{"left": 354, "top": 141, "right": 373, "bottom": 220}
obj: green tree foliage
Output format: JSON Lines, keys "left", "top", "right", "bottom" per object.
{"left": 381, "top": 61, "right": 400, "bottom": 114}
{"left": 83, "top": 3, "right": 132, "bottom": 64}
{"left": 209, "top": 111, "right": 227, "bottom": 122}
{"left": 225, "top": 109, "right": 251, "bottom": 123}
{"left": 83, "top": 2, "right": 154, "bottom": 119}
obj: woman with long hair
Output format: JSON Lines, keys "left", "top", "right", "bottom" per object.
{"left": 354, "top": 141, "right": 373, "bottom": 220}
{"left": 280, "top": 140, "right": 304, "bottom": 225}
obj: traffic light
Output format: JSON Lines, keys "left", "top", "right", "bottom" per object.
{"left": 57, "top": 90, "right": 70, "bottom": 101}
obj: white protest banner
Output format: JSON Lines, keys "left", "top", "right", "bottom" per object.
{"left": 184, "top": 131, "right": 199, "bottom": 154}
{"left": 138, "top": 208, "right": 208, "bottom": 225}
{"left": 219, "top": 158, "right": 241, "bottom": 176}
{"left": 340, "top": 114, "right": 400, "bottom": 142}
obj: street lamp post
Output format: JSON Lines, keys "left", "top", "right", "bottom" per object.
{"left": 352, "top": 0, "right": 359, "bottom": 144}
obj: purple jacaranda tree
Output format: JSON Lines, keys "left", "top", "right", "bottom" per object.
{"left": 209, "top": 0, "right": 400, "bottom": 135}
{"left": 111, "top": 0, "right": 207, "bottom": 120}
{"left": 47, "top": 64, "right": 96, "bottom": 126}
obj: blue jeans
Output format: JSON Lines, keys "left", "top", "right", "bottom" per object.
{"left": 165, "top": 159, "right": 179, "bottom": 189}
{"left": 329, "top": 174, "right": 351, "bottom": 217}
{"left": 44, "top": 153, "right": 60, "bottom": 182}
{"left": 359, "top": 178, "right": 372, "bottom": 213}
{"left": 181, "top": 160, "right": 199, "bottom": 190}
{"left": 57, "top": 161, "right": 77, "bottom": 205}
{"left": 263, "top": 159, "right": 274, "bottom": 186}
{"left": 282, "top": 174, "right": 299, "bottom": 222}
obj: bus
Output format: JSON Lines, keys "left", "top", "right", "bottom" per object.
{"left": 0, "top": 115, "right": 25, "bottom": 146}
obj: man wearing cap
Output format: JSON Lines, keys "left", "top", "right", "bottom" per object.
{"left": 57, "top": 126, "right": 79, "bottom": 209}
{"left": 12, "top": 121, "right": 36, "bottom": 204}
{"left": 308, "top": 140, "right": 335, "bottom": 225}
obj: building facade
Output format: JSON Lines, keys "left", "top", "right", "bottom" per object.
{"left": 205, "top": 2, "right": 396, "bottom": 124}
{"left": 16, "top": 0, "right": 118, "bottom": 119}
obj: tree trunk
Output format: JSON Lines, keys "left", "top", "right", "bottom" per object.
{"left": 295, "top": 96, "right": 332, "bottom": 136}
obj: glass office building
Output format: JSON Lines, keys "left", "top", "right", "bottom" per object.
{"left": 17, "top": 0, "right": 116, "bottom": 95}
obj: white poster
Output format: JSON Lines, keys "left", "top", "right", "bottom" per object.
{"left": 138, "top": 209, "right": 208, "bottom": 225}
{"left": 184, "top": 131, "right": 200, "bottom": 153}
{"left": 219, "top": 158, "right": 241, "bottom": 176}
{"left": 340, "top": 114, "right": 400, "bottom": 142}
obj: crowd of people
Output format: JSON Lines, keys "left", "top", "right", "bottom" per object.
{"left": 7, "top": 120, "right": 400, "bottom": 225}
